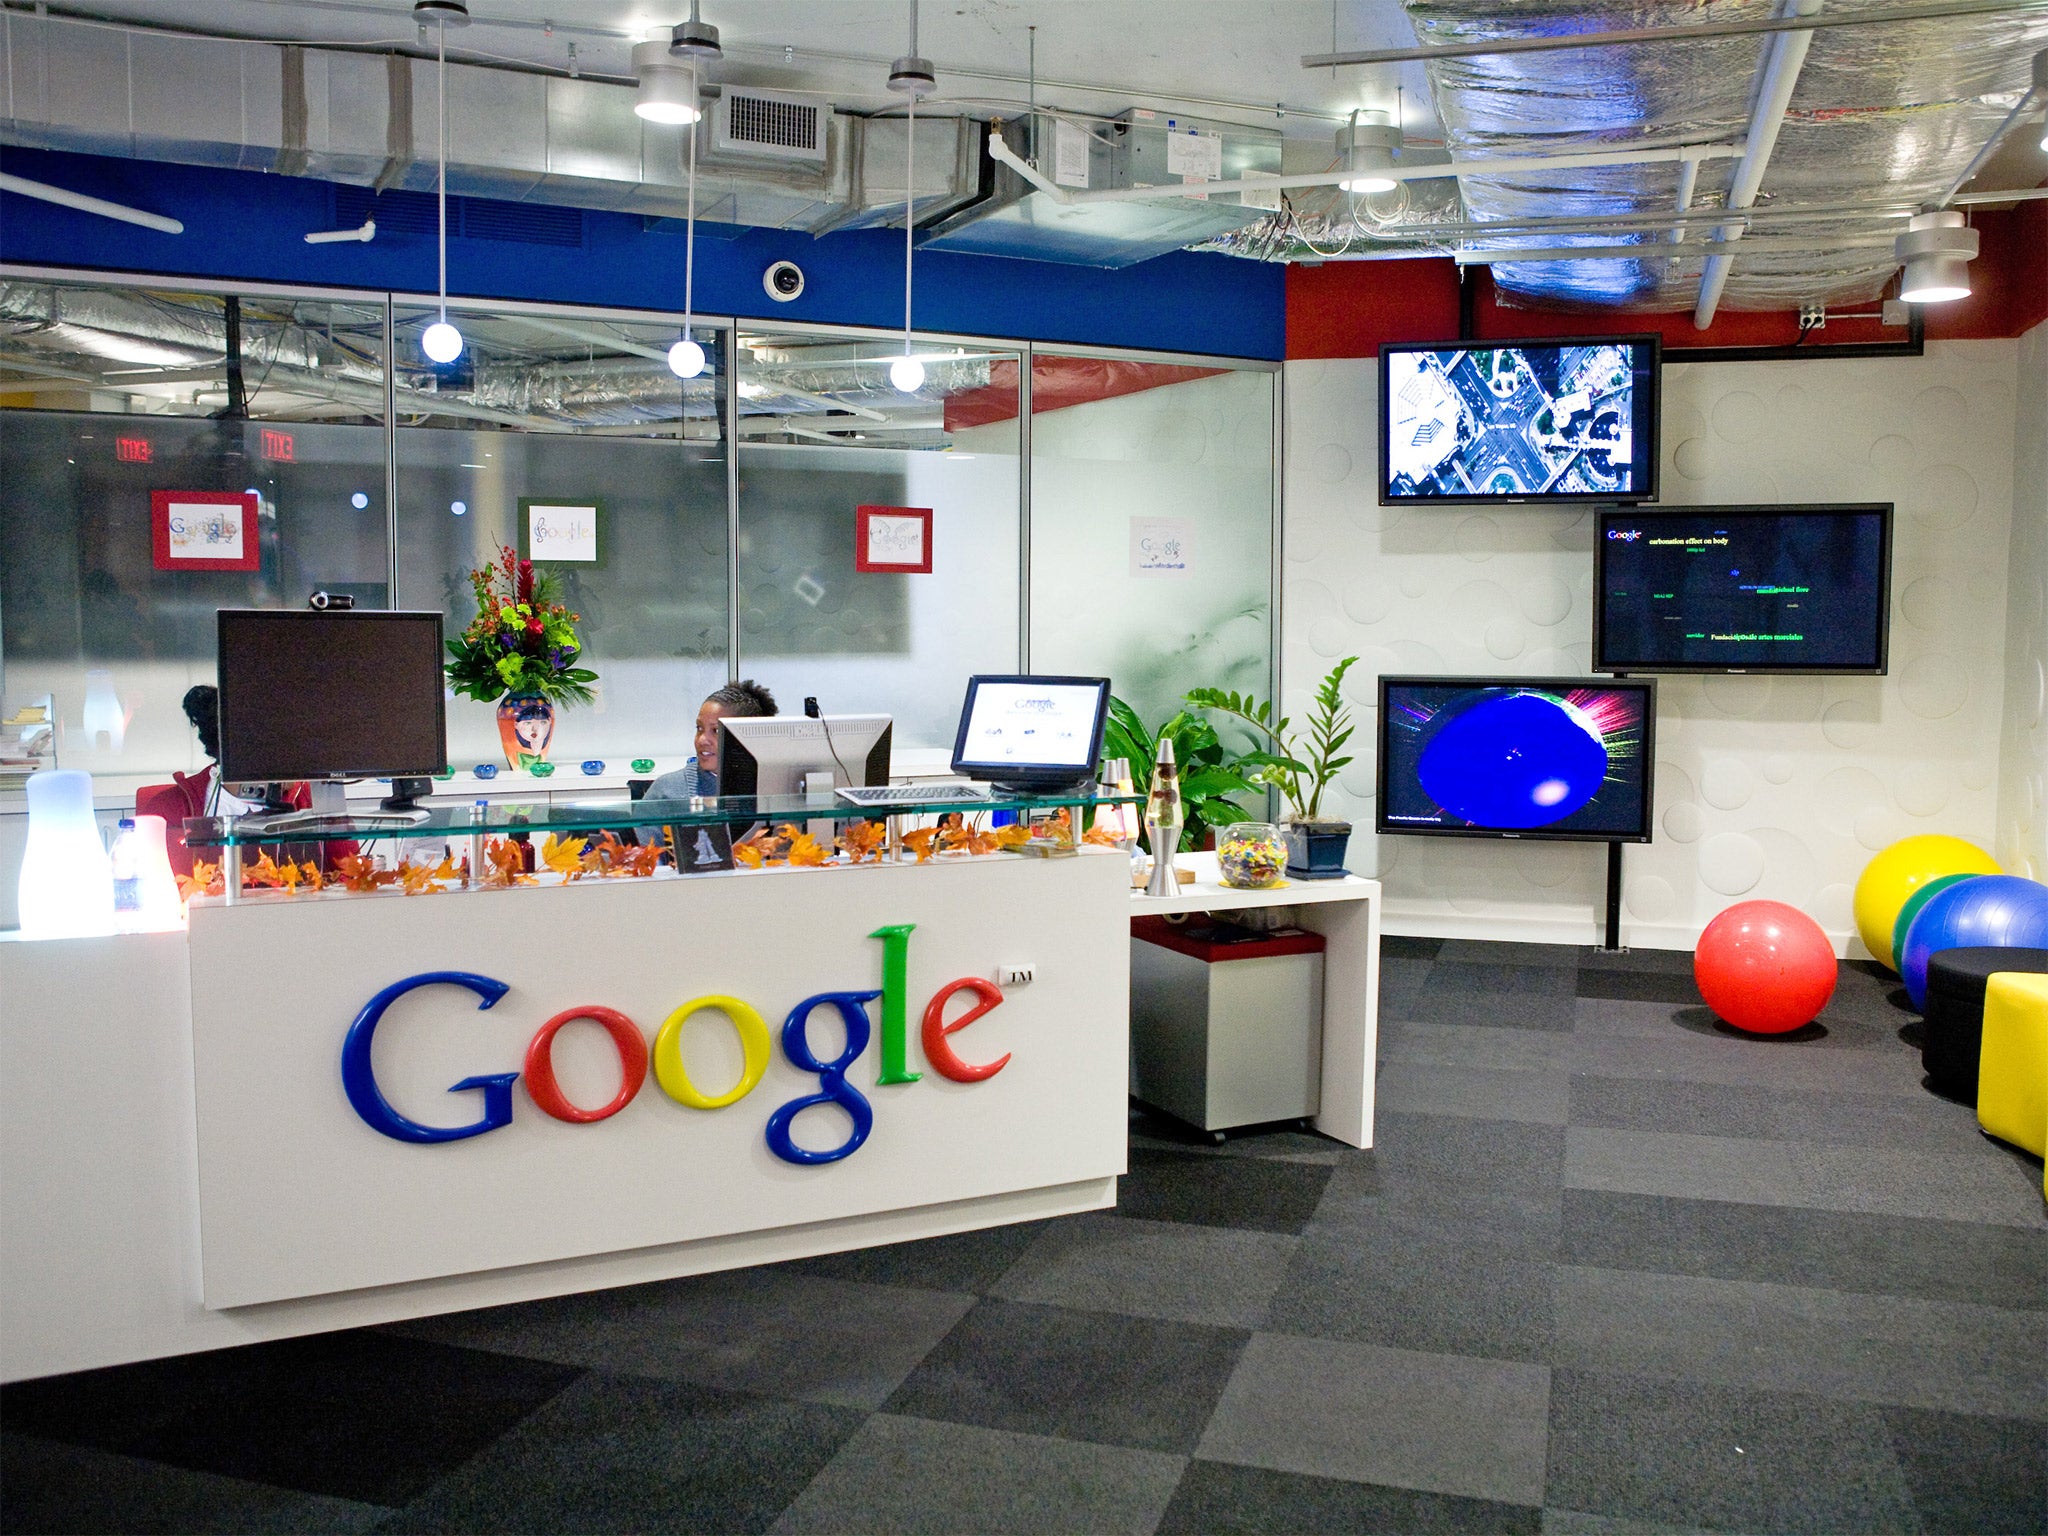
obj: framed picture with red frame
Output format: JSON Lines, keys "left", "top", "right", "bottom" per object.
{"left": 854, "top": 504, "right": 933, "bottom": 574}
{"left": 151, "top": 490, "right": 261, "bottom": 572}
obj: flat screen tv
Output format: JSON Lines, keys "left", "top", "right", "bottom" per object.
{"left": 1376, "top": 676, "right": 1656, "bottom": 843}
{"left": 1378, "top": 334, "right": 1660, "bottom": 505}
{"left": 1595, "top": 504, "right": 1892, "bottom": 674}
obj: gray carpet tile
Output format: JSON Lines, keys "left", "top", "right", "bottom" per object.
{"left": 1436, "top": 941, "right": 1575, "bottom": 969}
{"left": 1538, "top": 1511, "right": 1720, "bottom": 1535}
{"left": 1553, "top": 1266, "right": 2048, "bottom": 1421}
{"left": 381, "top": 1372, "right": 866, "bottom": 1536}
{"left": 386, "top": 1269, "right": 976, "bottom": 1409}
{"left": 1545, "top": 1369, "right": 1921, "bottom": 1534}
{"left": 1362, "top": 1112, "right": 1567, "bottom": 1198}
{"left": 1561, "top": 1189, "right": 2048, "bottom": 1310}
{"left": 1197, "top": 1334, "right": 1551, "bottom": 1507}
{"left": 988, "top": 1212, "right": 1299, "bottom": 1329}
{"left": 1564, "top": 1126, "right": 2048, "bottom": 1227}
{"left": 1562, "top": 1027, "right": 1930, "bottom": 1097}
{"left": 1879, "top": 1405, "right": 2048, "bottom": 1534}
{"left": 1576, "top": 946, "right": 1698, "bottom": 976}
{"left": 1375, "top": 1061, "right": 1572, "bottom": 1125}
{"left": 1265, "top": 1217, "right": 1555, "bottom": 1363}
{"left": 1381, "top": 1021, "right": 1575, "bottom": 1074}
{"left": 1113, "top": 1147, "right": 1333, "bottom": 1233}
{"left": 767, "top": 1415, "right": 1186, "bottom": 1535}
{"left": 783, "top": 1220, "right": 1053, "bottom": 1294}
{"left": 1405, "top": 987, "right": 1580, "bottom": 1032}
{"left": 1158, "top": 1459, "right": 1543, "bottom": 1534}
{"left": 1423, "top": 961, "right": 1584, "bottom": 996}
{"left": 882, "top": 1298, "right": 1248, "bottom": 1454}
{"left": 1565, "top": 1072, "right": 1999, "bottom": 1155}
{"left": 0, "top": 1435, "right": 390, "bottom": 1536}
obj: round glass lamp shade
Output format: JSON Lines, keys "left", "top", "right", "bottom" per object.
{"left": 18, "top": 769, "right": 115, "bottom": 940}
{"left": 421, "top": 321, "right": 464, "bottom": 364}
{"left": 889, "top": 355, "right": 926, "bottom": 393}
{"left": 668, "top": 336, "right": 706, "bottom": 378}
{"left": 118, "top": 814, "right": 184, "bottom": 933}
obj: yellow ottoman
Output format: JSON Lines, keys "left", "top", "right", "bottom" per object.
{"left": 1977, "top": 971, "right": 2048, "bottom": 1194}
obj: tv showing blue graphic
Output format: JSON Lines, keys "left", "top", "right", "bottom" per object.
{"left": 1376, "top": 676, "right": 1656, "bottom": 843}
{"left": 1596, "top": 504, "right": 1891, "bottom": 674}
{"left": 1378, "top": 335, "right": 1659, "bottom": 505}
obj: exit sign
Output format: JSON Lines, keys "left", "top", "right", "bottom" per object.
{"left": 116, "top": 437, "right": 152, "bottom": 463}
{"left": 260, "top": 428, "right": 296, "bottom": 462}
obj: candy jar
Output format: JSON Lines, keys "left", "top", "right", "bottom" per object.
{"left": 1217, "top": 822, "right": 1288, "bottom": 889}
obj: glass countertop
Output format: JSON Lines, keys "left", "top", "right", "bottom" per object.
{"left": 184, "top": 788, "right": 1141, "bottom": 849}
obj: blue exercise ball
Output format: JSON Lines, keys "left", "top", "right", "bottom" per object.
{"left": 1899, "top": 874, "right": 2048, "bottom": 1011}
{"left": 1417, "top": 688, "right": 1608, "bottom": 829}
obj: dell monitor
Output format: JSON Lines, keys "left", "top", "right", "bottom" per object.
{"left": 1378, "top": 334, "right": 1660, "bottom": 505}
{"left": 951, "top": 675, "right": 1111, "bottom": 794}
{"left": 1595, "top": 503, "right": 1892, "bottom": 674}
{"left": 717, "top": 714, "right": 892, "bottom": 800}
{"left": 1376, "top": 675, "right": 1656, "bottom": 843}
{"left": 216, "top": 609, "right": 447, "bottom": 811}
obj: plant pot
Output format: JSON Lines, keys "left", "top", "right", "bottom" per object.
{"left": 496, "top": 692, "right": 556, "bottom": 770}
{"left": 1285, "top": 820, "right": 1352, "bottom": 881}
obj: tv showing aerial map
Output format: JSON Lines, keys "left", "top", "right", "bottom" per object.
{"left": 1377, "top": 335, "right": 1660, "bottom": 505}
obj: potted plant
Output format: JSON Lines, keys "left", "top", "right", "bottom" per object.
{"left": 445, "top": 544, "right": 598, "bottom": 770}
{"left": 1100, "top": 696, "right": 1260, "bottom": 853}
{"left": 1185, "top": 655, "right": 1358, "bottom": 879}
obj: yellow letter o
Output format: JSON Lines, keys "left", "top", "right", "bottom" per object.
{"left": 652, "top": 994, "right": 770, "bottom": 1109}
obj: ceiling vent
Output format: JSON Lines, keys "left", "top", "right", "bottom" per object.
{"left": 715, "top": 89, "right": 827, "bottom": 162}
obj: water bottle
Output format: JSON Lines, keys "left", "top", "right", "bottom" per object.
{"left": 110, "top": 817, "right": 142, "bottom": 926}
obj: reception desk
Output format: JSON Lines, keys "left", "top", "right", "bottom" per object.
{"left": 1, "top": 796, "right": 1380, "bottom": 1384}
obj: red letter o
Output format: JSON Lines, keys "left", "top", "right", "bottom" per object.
{"left": 523, "top": 1005, "right": 649, "bottom": 1123}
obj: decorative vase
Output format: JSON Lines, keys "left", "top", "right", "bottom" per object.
{"left": 1285, "top": 820, "right": 1353, "bottom": 881}
{"left": 496, "top": 692, "right": 556, "bottom": 771}
{"left": 18, "top": 769, "right": 115, "bottom": 939}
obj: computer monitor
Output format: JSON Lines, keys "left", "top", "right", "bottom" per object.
{"left": 718, "top": 715, "right": 892, "bottom": 800}
{"left": 951, "top": 675, "right": 1111, "bottom": 793}
{"left": 216, "top": 609, "right": 447, "bottom": 809}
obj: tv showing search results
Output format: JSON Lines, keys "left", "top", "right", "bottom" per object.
{"left": 1376, "top": 676, "right": 1656, "bottom": 843}
{"left": 1595, "top": 504, "right": 1891, "bottom": 674}
{"left": 1378, "top": 335, "right": 1660, "bottom": 505}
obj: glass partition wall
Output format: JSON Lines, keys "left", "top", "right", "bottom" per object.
{"left": 1, "top": 271, "right": 1277, "bottom": 804}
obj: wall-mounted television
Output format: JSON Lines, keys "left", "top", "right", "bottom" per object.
{"left": 1376, "top": 676, "right": 1656, "bottom": 843}
{"left": 1595, "top": 504, "right": 1891, "bottom": 674}
{"left": 1378, "top": 335, "right": 1660, "bottom": 506}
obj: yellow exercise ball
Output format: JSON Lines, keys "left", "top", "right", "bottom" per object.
{"left": 1853, "top": 834, "right": 2001, "bottom": 970}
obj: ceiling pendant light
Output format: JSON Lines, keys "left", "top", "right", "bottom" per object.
{"left": 1894, "top": 209, "right": 1978, "bottom": 303}
{"left": 415, "top": 2, "right": 465, "bottom": 364}
{"left": 888, "top": 0, "right": 934, "bottom": 395}
{"left": 1338, "top": 112, "right": 1402, "bottom": 195}
{"left": 668, "top": 39, "right": 707, "bottom": 381}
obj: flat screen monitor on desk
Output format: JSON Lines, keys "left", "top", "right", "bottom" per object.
{"left": 951, "top": 675, "right": 1111, "bottom": 793}
{"left": 718, "top": 715, "right": 892, "bottom": 799}
{"left": 216, "top": 608, "right": 447, "bottom": 815}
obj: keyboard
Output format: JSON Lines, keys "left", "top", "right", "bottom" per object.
{"left": 835, "top": 783, "right": 993, "bottom": 809}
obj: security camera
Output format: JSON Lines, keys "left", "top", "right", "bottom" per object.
{"left": 764, "top": 260, "right": 805, "bottom": 302}
{"left": 308, "top": 590, "right": 355, "bottom": 611}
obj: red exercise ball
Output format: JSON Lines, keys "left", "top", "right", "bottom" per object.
{"left": 1693, "top": 900, "right": 1839, "bottom": 1034}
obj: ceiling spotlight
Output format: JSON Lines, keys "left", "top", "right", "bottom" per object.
{"left": 422, "top": 320, "right": 464, "bottom": 363}
{"left": 1895, "top": 209, "right": 1978, "bottom": 303}
{"left": 411, "top": 1, "right": 469, "bottom": 24}
{"left": 1338, "top": 120, "right": 1402, "bottom": 195}
{"left": 890, "top": 355, "right": 926, "bottom": 393}
{"left": 633, "top": 40, "right": 701, "bottom": 124}
{"left": 671, "top": 0, "right": 722, "bottom": 62}
{"left": 669, "top": 336, "right": 706, "bottom": 379}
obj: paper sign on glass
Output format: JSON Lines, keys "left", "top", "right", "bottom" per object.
{"left": 1055, "top": 119, "right": 1092, "bottom": 188}
{"left": 525, "top": 502, "right": 600, "bottom": 563}
{"left": 1130, "top": 517, "right": 1193, "bottom": 578}
{"left": 856, "top": 505, "right": 933, "bottom": 574}
{"left": 152, "top": 490, "right": 260, "bottom": 572}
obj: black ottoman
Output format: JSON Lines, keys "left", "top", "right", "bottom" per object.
{"left": 1922, "top": 946, "right": 2048, "bottom": 1101}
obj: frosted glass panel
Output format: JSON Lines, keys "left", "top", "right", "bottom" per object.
{"left": 734, "top": 334, "right": 1021, "bottom": 752}
{"left": 1028, "top": 360, "right": 1275, "bottom": 731}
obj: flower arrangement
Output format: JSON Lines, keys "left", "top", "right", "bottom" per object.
{"left": 445, "top": 544, "right": 598, "bottom": 705}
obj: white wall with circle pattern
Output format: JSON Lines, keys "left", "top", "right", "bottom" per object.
{"left": 1281, "top": 339, "right": 2021, "bottom": 953}
{"left": 1996, "top": 321, "right": 2048, "bottom": 884}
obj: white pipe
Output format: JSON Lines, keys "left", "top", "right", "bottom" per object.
{"left": 0, "top": 172, "right": 184, "bottom": 234}
{"left": 304, "top": 220, "right": 376, "bottom": 244}
{"left": 1694, "top": 0, "right": 1825, "bottom": 329}
{"left": 1456, "top": 234, "right": 1896, "bottom": 263}
{"left": 739, "top": 380, "right": 890, "bottom": 422}
{"left": 991, "top": 132, "right": 1744, "bottom": 208}
{"left": 1667, "top": 159, "right": 1699, "bottom": 247}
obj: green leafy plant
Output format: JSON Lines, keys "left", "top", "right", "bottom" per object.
{"left": 445, "top": 544, "right": 599, "bottom": 705}
{"left": 1185, "top": 655, "right": 1358, "bottom": 825}
{"left": 1101, "top": 696, "right": 1259, "bottom": 853}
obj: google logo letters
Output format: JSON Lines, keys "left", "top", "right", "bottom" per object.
{"left": 340, "top": 924, "right": 1011, "bottom": 1166}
